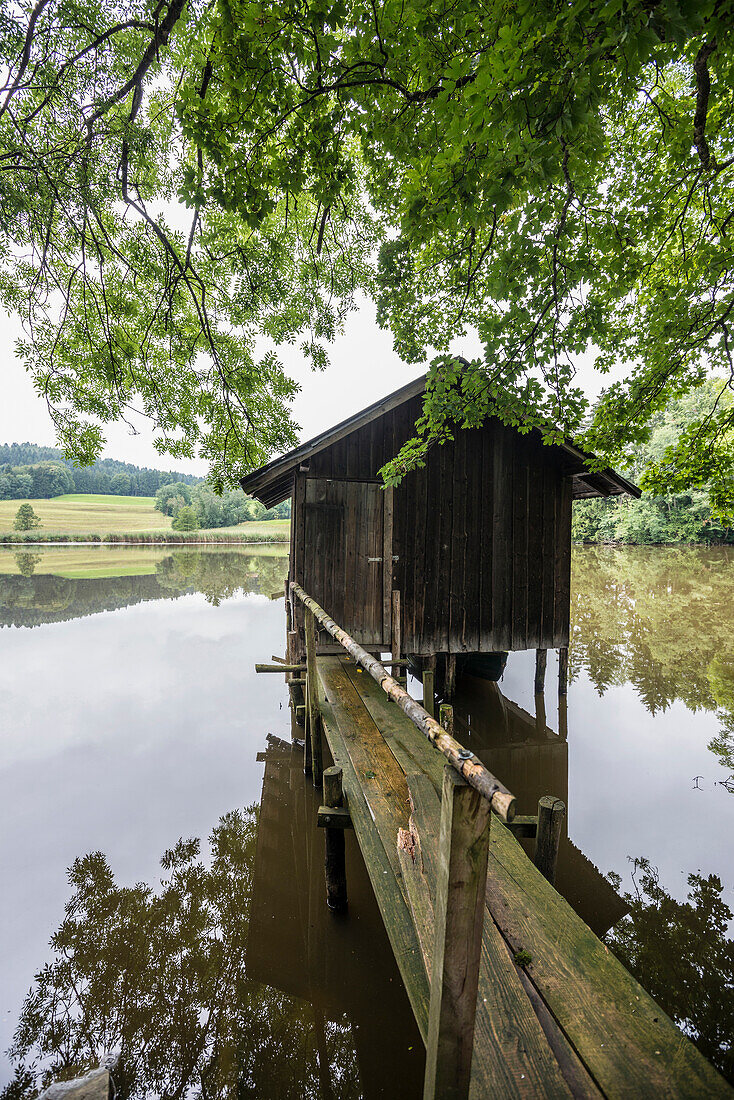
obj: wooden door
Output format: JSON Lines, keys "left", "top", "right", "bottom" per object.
{"left": 302, "top": 478, "right": 387, "bottom": 646}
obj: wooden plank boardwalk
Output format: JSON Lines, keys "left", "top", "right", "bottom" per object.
{"left": 316, "top": 653, "right": 732, "bottom": 1100}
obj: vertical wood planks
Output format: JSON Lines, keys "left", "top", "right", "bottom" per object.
{"left": 382, "top": 485, "right": 394, "bottom": 642}
{"left": 491, "top": 423, "right": 513, "bottom": 651}
{"left": 511, "top": 434, "right": 529, "bottom": 650}
{"left": 423, "top": 766, "right": 491, "bottom": 1100}
{"left": 305, "top": 607, "right": 323, "bottom": 786}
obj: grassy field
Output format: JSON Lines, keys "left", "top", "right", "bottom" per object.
{"left": 0, "top": 494, "right": 170, "bottom": 533}
{"left": 0, "top": 495, "right": 291, "bottom": 542}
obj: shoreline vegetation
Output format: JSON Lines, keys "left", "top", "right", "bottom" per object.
{"left": 0, "top": 528, "right": 289, "bottom": 545}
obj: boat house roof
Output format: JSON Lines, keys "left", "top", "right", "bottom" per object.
{"left": 241, "top": 374, "right": 640, "bottom": 508}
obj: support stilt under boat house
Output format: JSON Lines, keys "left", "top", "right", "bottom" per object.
{"left": 242, "top": 372, "right": 640, "bottom": 683}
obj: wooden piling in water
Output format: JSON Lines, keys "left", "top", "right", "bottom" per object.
{"left": 423, "top": 765, "right": 491, "bottom": 1100}
{"left": 305, "top": 607, "right": 323, "bottom": 786}
{"left": 323, "top": 765, "right": 348, "bottom": 912}
{"left": 423, "top": 667, "right": 435, "bottom": 720}
{"left": 439, "top": 703, "right": 454, "bottom": 737}
{"left": 534, "top": 648, "right": 547, "bottom": 694}
{"left": 558, "top": 646, "right": 568, "bottom": 696}
{"left": 534, "top": 796, "right": 565, "bottom": 886}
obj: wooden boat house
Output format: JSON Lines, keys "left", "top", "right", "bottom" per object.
{"left": 241, "top": 374, "right": 639, "bottom": 664}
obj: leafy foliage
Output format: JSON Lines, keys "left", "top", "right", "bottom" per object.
{"left": 0, "top": 444, "right": 201, "bottom": 497}
{"left": 13, "top": 504, "right": 41, "bottom": 530}
{"left": 171, "top": 503, "right": 199, "bottom": 530}
{"left": 573, "top": 380, "right": 734, "bottom": 541}
{"left": 1, "top": 1, "right": 734, "bottom": 490}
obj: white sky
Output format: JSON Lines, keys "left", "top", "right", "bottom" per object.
{"left": 0, "top": 295, "right": 615, "bottom": 478}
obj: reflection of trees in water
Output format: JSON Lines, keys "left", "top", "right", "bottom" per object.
{"left": 571, "top": 546, "right": 734, "bottom": 771}
{"left": 0, "top": 551, "right": 289, "bottom": 627}
{"left": 13, "top": 553, "right": 43, "bottom": 577}
{"left": 606, "top": 860, "right": 734, "bottom": 1084}
{"left": 4, "top": 807, "right": 361, "bottom": 1100}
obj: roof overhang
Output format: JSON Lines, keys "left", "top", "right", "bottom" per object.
{"left": 240, "top": 373, "right": 640, "bottom": 507}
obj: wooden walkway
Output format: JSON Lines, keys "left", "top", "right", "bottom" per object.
{"left": 316, "top": 653, "right": 731, "bottom": 1100}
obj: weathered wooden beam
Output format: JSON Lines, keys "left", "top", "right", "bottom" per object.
{"left": 535, "top": 691, "right": 547, "bottom": 738}
{"left": 534, "top": 796, "right": 565, "bottom": 886}
{"left": 534, "top": 648, "right": 547, "bottom": 694}
{"left": 322, "top": 765, "right": 348, "bottom": 911}
{"left": 305, "top": 606, "right": 323, "bottom": 787}
{"left": 422, "top": 668, "right": 435, "bottom": 720}
{"left": 391, "top": 589, "right": 405, "bottom": 683}
{"left": 558, "top": 646, "right": 569, "bottom": 697}
{"left": 445, "top": 654, "right": 457, "bottom": 701}
{"left": 290, "top": 582, "right": 515, "bottom": 822}
{"left": 255, "top": 663, "right": 306, "bottom": 673}
{"left": 423, "top": 766, "right": 491, "bottom": 1100}
{"left": 506, "top": 815, "right": 538, "bottom": 840}
{"left": 439, "top": 702, "right": 454, "bottom": 737}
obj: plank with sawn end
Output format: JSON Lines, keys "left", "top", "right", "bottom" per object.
{"left": 404, "top": 774, "right": 574, "bottom": 1100}
{"left": 485, "top": 820, "right": 733, "bottom": 1099}
{"left": 318, "top": 693, "right": 430, "bottom": 1040}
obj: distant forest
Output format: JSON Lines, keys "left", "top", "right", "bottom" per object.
{"left": 0, "top": 442, "right": 202, "bottom": 500}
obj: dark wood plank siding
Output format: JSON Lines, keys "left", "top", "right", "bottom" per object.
{"left": 293, "top": 402, "right": 571, "bottom": 653}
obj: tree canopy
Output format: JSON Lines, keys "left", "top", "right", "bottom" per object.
{"left": 1, "top": 0, "right": 733, "bottom": 499}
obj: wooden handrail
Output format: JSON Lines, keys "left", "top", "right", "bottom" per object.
{"left": 290, "top": 582, "right": 516, "bottom": 822}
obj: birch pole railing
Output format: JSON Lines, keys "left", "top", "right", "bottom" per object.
{"left": 290, "top": 581, "right": 515, "bottom": 823}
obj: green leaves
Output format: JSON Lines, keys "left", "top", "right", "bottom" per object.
{"left": 0, "top": 0, "right": 733, "bottom": 494}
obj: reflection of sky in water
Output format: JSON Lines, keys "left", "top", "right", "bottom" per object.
{"left": 502, "top": 647, "right": 734, "bottom": 919}
{"left": 0, "top": 584, "right": 290, "bottom": 1083}
{"left": 2, "top": 544, "right": 734, "bottom": 1087}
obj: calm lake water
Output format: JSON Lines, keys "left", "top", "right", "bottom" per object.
{"left": 0, "top": 543, "right": 732, "bottom": 1094}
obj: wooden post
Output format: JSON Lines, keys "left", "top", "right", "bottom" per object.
{"left": 439, "top": 702, "right": 454, "bottom": 737}
{"left": 534, "top": 648, "right": 547, "bottom": 694}
{"left": 558, "top": 695, "right": 568, "bottom": 741}
{"left": 323, "top": 766, "right": 347, "bottom": 912}
{"left": 534, "top": 796, "right": 565, "bottom": 886}
{"left": 423, "top": 667, "right": 435, "bottom": 720}
{"left": 534, "top": 692, "right": 547, "bottom": 739}
{"left": 391, "top": 589, "right": 404, "bottom": 684}
{"left": 558, "top": 646, "right": 568, "bottom": 696}
{"left": 424, "top": 765, "right": 491, "bottom": 1100}
{"left": 305, "top": 607, "right": 323, "bottom": 786}
{"left": 445, "top": 654, "right": 457, "bottom": 702}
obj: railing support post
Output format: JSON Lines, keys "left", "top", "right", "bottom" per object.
{"left": 305, "top": 606, "right": 323, "bottom": 786}
{"left": 323, "top": 766, "right": 348, "bottom": 912}
{"left": 423, "top": 765, "right": 491, "bottom": 1100}
{"left": 534, "top": 796, "right": 565, "bottom": 886}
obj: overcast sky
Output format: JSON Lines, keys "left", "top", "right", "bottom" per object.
{"left": 0, "top": 295, "right": 615, "bottom": 478}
